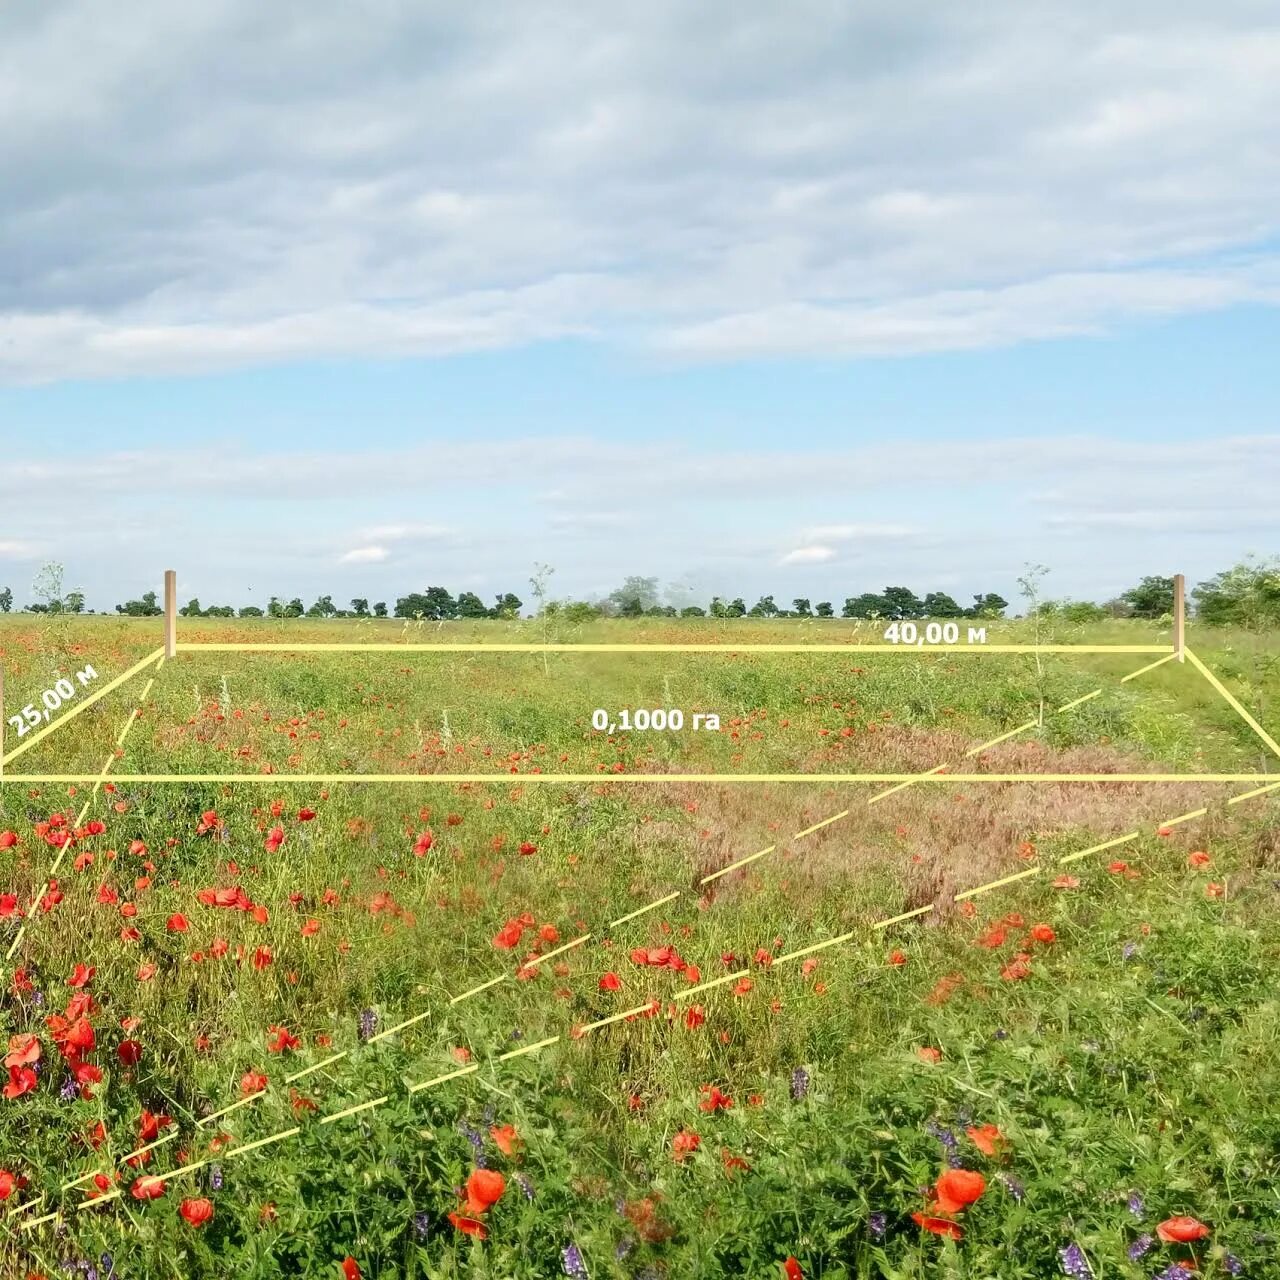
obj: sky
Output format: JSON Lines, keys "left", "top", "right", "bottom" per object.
{"left": 1, "top": 1, "right": 1278, "bottom": 613}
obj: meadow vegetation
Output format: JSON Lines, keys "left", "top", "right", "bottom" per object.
{"left": 0, "top": 614, "right": 1276, "bottom": 1278}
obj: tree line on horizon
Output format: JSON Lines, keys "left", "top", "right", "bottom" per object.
{"left": 3, "top": 560, "right": 1277, "bottom": 626}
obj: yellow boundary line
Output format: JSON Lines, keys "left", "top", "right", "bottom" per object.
{"left": 0, "top": 646, "right": 165, "bottom": 770}
{"left": 1, "top": 771, "right": 1265, "bottom": 785}
{"left": 172, "top": 642, "right": 1171, "bottom": 653}
{"left": 1184, "top": 646, "right": 1280, "bottom": 763}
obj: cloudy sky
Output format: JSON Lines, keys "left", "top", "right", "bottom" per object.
{"left": 2, "top": 1, "right": 1278, "bottom": 612}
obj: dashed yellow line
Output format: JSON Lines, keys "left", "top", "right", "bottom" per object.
{"left": 610, "top": 890, "right": 683, "bottom": 924}
{"left": 1185, "top": 646, "right": 1280, "bottom": 762}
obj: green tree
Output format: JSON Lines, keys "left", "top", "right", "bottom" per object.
{"left": 238, "top": 605, "right": 265, "bottom": 617}
{"left": 792, "top": 598, "right": 812, "bottom": 617}
{"left": 373, "top": 601, "right": 388, "bottom": 618}
{"left": 880, "top": 586, "right": 924, "bottom": 619}
{"left": 709, "top": 597, "right": 728, "bottom": 618}
{"left": 267, "top": 597, "right": 284, "bottom": 618}
{"left": 842, "top": 593, "right": 888, "bottom": 619}
{"left": 607, "top": 576, "right": 660, "bottom": 616}
{"left": 492, "top": 592, "right": 522, "bottom": 619}
{"left": 748, "top": 595, "right": 779, "bottom": 617}
{"left": 115, "top": 591, "right": 162, "bottom": 617}
{"left": 680, "top": 605, "right": 707, "bottom": 617}
{"left": 1193, "top": 558, "right": 1280, "bottom": 628}
{"left": 205, "top": 604, "right": 235, "bottom": 617}
{"left": 456, "top": 591, "right": 490, "bottom": 619}
{"left": 350, "top": 598, "right": 370, "bottom": 617}
{"left": 0, "top": 587, "right": 12, "bottom": 613}
{"left": 815, "top": 601, "right": 833, "bottom": 618}
{"left": 967, "top": 592, "right": 1009, "bottom": 619}
{"left": 306, "top": 595, "right": 337, "bottom": 618}
{"left": 1121, "top": 575, "right": 1175, "bottom": 620}
{"left": 64, "top": 590, "right": 86, "bottom": 614}
{"left": 725, "top": 598, "right": 747, "bottom": 617}
{"left": 283, "top": 598, "right": 305, "bottom": 618}
{"left": 922, "top": 591, "right": 963, "bottom": 618}
{"left": 179, "top": 598, "right": 204, "bottom": 617}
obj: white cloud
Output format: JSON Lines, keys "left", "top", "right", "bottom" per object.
{"left": 780, "top": 545, "right": 837, "bottom": 565}
{"left": 359, "top": 523, "right": 454, "bottom": 543}
{"left": 0, "top": 3, "right": 1278, "bottom": 378}
{"left": 0, "top": 541, "right": 39, "bottom": 558}
{"left": 338, "top": 546, "right": 389, "bottom": 564}
{"left": 804, "top": 523, "right": 920, "bottom": 542}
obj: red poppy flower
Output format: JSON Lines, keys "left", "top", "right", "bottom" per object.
{"left": 931, "top": 1169, "right": 986, "bottom": 1214}
{"left": 448, "top": 1211, "right": 487, "bottom": 1239}
{"left": 341, "top": 1258, "right": 362, "bottom": 1280}
{"left": 966, "top": 1124, "right": 1008, "bottom": 1156}
{"left": 598, "top": 971, "right": 621, "bottom": 992}
{"left": 68, "top": 963, "right": 95, "bottom": 988}
{"left": 782, "top": 1258, "right": 803, "bottom": 1280}
{"left": 489, "top": 1123, "right": 520, "bottom": 1156}
{"left": 699, "top": 1085, "right": 734, "bottom": 1113}
{"left": 684, "top": 1005, "right": 705, "bottom": 1029}
{"left": 672, "top": 1130, "right": 701, "bottom": 1161}
{"left": 1187, "top": 850, "right": 1211, "bottom": 868}
{"left": 4, "top": 1065, "right": 37, "bottom": 1099}
{"left": 5, "top": 1035, "right": 40, "bottom": 1069}
{"left": 297, "top": 808, "right": 317, "bottom": 822}
{"left": 912, "top": 1212, "right": 964, "bottom": 1239}
{"left": 266, "top": 1026, "right": 300, "bottom": 1053}
{"left": 130, "top": 1175, "right": 166, "bottom": 1200}
{"left": 463, "top": 1168, "right": 506, "bottom": 1215}
{"left": 0, "top": 832, "right": 18, "bottom": 850}
{"left": 1052, "top": 874, "right": 1080, "bottom": 888}
{"left": 180, "top": 1197, "right": 214, "bottom": 1226}
{"left": 1156, "top": 1216, "right": 1210, "bottom": 1243}
{"left": 0, "top": 1169, "right": 17, "bottom": 1199}
{"left": 240, "top": 1070, "right": 268, "bottom": 1096}
{"left": 917, "top": 1046, "right": 942, "bottom": 1063}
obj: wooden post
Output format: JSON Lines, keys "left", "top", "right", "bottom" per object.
{"left": 164, "top": 569, "right": 177, "bottom": 659}
{"left": 0, "top": 663, "right": 5, "bottom": 779}
{"left": 1172, "top": 573, "right": 1185, "bottom": 662}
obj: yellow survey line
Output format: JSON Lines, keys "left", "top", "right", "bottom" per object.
{"left": 1121, "top": 653, "right": 1178, "bottom": 683}
{"left": 611, "top": 890, "right": 683, "bottom": 924}
{"left": 0, "top": 646, "right": 164, "bottom": 769}
{"left": 5, "top": 771, "right": 1268, "bottom": 784}
{"left": 965, "top": 719, "right": 1041, "bottom": 756}
{"left": 496, "top": 1035, "right": 560, "bottom": 1062}
{"left": 177, "top": 642, "right": 1170, "bottom": 653}
{"left": 1055, "top": 690, "right": 1101, "bottom": 714}
{"left": 408, "top": 1063, "right": 479, "bottom": 1093}
{"left": 320, "top": 1097, "right": 387, "bottom": 1125}
{"left": 449, "top": 976, "right": 508, "bottom": 1005}
{"left": 1184, "top": 646, "right": 1280, "bottom": 763}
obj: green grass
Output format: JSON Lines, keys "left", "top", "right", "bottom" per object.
{"left": 0, "top": 615, "right": 1276, "bottom": 1278}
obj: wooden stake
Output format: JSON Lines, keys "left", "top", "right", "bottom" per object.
{"left": 1173, "top": 573, "right": 1186, "bottom": 662}
{"left": 164, "top": 570, "right": 177, "bottom": 659}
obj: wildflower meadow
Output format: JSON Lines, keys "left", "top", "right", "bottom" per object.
{"left": 0, "top": 612, "right": 1276, "bottom": 1278}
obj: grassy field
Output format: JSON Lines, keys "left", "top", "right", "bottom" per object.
{"left": 0, "top": 615, "right": 1277, "bottom": 1278}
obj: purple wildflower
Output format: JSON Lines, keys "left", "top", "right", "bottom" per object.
{"left": 59, "top": 1077, "right": 80, "bottom": 1101}
{"left": 457, "top": 1121, "right": 488, "bottom": 1168}
{"left": 357, "top": 1008, "right": 377, "bottom": 1042}
{"left": 1122, "top": 941, "right": 1139, "bottom": 961}
{"left": 1155, "top": 1266, "right": 1196, "bottom": 1280}
{"left": 208, "top": 1164, "right": 223, "bottom": 1191}
{"left": 1127, "top": 1234, "right": 1154, "bottom": 1260}
{"left": 561, "top": 1243, "right": 589, "bottom": 1279}
{"left": 1059, "top": 1242, "right": 1092, "bottom": 1278}
{"left": 1225, "top": 1256, "right": 1244, "bottom": 1276}
{"left": 615, "top": 1237, "right": 634, "bottom": 1260}
{"left": 413, "top": 1211, "right": 430, "bottom": 1240}
{"left": 515, "top": 1172, "right": 535, "bottom": 1201}
{"left": 868, "top": 1211, "right": 887, "bottom": 1241}
{"left": 999, "top": 1173, "right": 1025, "bottom": 1202}
{"left": 790, "top": 1067, "right": 810, "bottom": 1101}
{"left": 1127, "top": 1190, "right": 1145, "bottom": 1216}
